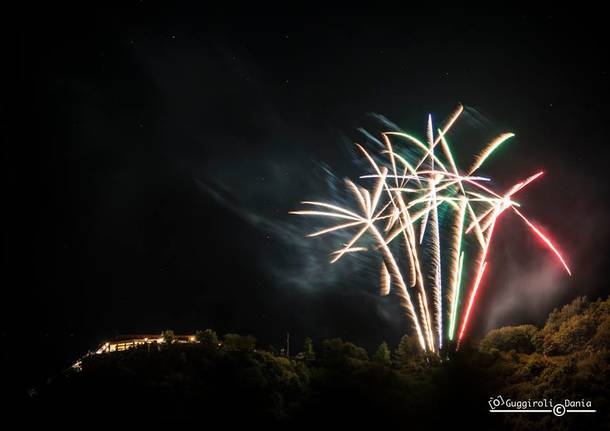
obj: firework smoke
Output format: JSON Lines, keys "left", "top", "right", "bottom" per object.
{"left": 292, "top": 106, "right": 571, "bottom": 351}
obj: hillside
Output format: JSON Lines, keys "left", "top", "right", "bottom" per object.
{"left": 28, "top": 297, "right": 610, "bottom": 428}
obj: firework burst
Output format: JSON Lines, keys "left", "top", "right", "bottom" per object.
{"left": 291, "top": 106, "right": 571, "bottom": 351}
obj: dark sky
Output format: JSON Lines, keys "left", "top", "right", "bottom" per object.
{"left": 10, "top": 9, "right": 610, "bottom": 389}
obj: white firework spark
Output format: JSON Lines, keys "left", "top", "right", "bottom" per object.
{"left": 291, "top": 106, "right": 571, "bottom": 351}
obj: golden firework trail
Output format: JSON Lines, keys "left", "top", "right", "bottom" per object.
{"left": 291, "top": 106, "right": 572, "bottom": 352}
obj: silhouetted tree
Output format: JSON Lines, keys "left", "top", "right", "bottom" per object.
{"left": 223, "top": 333, "right": 256, "bottom": 351}
{"left": 373, "top": 342, "right": 391, "bottom": 366}
{"left": 162, "top": 330, "right": 175, "bottom": 345}
{"left": 195, "top": 329, "right": 219, "bottom": 348}
{"left": 321, "top": 338, "right": 368, "bottom": 363}
{"left": 394, "top": 335, "right": 423, "bottom": 369}
{"left": 480, "top": 324, "right": 538, "bottom": 353}
{"left": 303, "top": 337, "right": 315, "bottom": 361}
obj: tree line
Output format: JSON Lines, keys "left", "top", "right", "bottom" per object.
{"left": 30, "top": 296, "right": 610, "bottom": 429}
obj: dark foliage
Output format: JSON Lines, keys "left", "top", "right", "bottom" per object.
{"left": 28, "top": 297, "right": 610, "bottom": 428}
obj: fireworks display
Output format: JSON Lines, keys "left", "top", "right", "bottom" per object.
{"left": 291, "top": 105, "right": 572, "bottom": 352}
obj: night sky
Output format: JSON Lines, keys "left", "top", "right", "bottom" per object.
{"left": 11, "top": 9, "right": 610, "bottom": 391}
